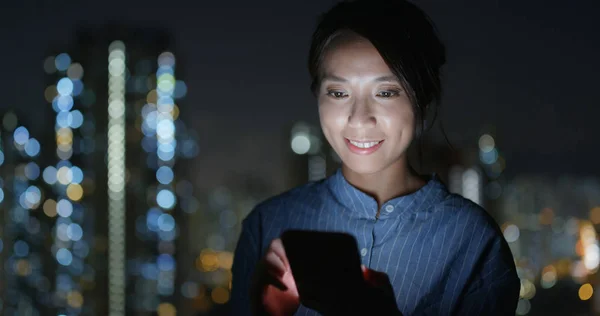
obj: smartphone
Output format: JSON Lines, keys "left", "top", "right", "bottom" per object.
{"left": 281, "top": 230, "right": 366, "bottom": 313}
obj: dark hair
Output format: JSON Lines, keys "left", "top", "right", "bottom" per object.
{"left": 308, "top": 0, "right": 446, "bottom": 140}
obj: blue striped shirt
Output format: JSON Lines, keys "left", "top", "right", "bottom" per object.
{"left": 230, "top": 169, "right": 520, "bottom": 315}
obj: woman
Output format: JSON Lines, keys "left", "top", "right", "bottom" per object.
{"left": 230, "top": 0, "right": 520, "bottom": 315}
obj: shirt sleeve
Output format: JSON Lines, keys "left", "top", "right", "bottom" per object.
{"left": 454, "top": 236, "right": 521, "bottom": 316}
{"left": 454, "top": 271, "right": 520, "bottom": 315}
{"left": 228, "top": 213, "right": 262, "bottom": 316}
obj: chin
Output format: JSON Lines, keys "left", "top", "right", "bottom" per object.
{"left": 342, "top": 158, "right": 386, "bottom": 176}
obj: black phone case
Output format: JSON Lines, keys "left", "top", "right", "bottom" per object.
{"left": 281, "top": 230, "right": 366, "bottom": 313}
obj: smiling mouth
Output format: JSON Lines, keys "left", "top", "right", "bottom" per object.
{"left": 346, "top": 139, "right": 383, "bottom": 149}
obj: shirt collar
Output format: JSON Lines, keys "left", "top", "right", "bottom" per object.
{"left": 326, "top": 168, "right": 449, "bottom": 220}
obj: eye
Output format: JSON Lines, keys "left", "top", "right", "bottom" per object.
{"left": 326, "top": 90, "right": 349, "bottom": 99}
{"left": 376, "top": 90, "right": 400, "bottom": 98}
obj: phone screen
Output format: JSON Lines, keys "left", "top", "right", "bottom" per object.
{"left": 281, "top": 230, "right": 366, "bottom": 313}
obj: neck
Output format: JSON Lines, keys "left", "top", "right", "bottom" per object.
{"left": 342, "top": 158, "right": 426, "bottom": 209}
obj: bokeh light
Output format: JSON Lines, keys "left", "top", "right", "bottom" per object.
{"left": 14, "top": 240, "right": 30, "bottom": 257}
{"left": 24, "top": 138, "right": 41, "bottom": 157}
{"left": 157, "top": 254, "right": 175, "bottom": 271}
{"left": 24, "top": 162, "right": 40, "bottom": 180}
{"left": 291, "top": 133, "right": 311, "bottom": 155}
{"left": 579, "top": 283, "right": 593, "bottom": 300}
{"left": 520, "top": 279, "right": 536, "bottom": 300}
{"left": 516, "top": 299, "right": 531, "bottom": 315}
{"left": 70, "top": 166, "right": 84, "bottom": 184}
{"left": 57, "top": 199, "right": 73, "bottom": 217}
{"left": 67, "top": 223, "right": 83, "bottom": 241}
{"left": 43, "top": 166, "right": 58, "bottom": 184}
{"left": 67, "top": 291, "right": 84, "bottom": 308}
{"left": 13, "top": 126, "right": 30, "bottom": 145}
{"left": 541, "top": 265, "right": 557, "bottom": 289}
{"left": 67, "top": 63, "right": 84, "bottom": 80}
{"left": 56, "top": 248, "right": 73, "bottom": 266}
{"left": 156, "top": 166, "right": 174, "bottom": 184}
{"left": 211, "top": 287, "right": 230, "bottom": 304}
{"left": 478, "top": 134, "right": 495, "bottom": 152}
{"left": 55, "top": 53, "right": 71, "bottom": 71}
{"left": 57, "top": 78, "right": 74, "bottom": 96}
{"left": 3, "top": 112, "right": 18, "bottom": 131}
{"left": 55, "top": 95, "right": 74, "bottom": 112}
{"left": 43, "top": 199, "right": 58, "bottom": 217}
{"left": 157, "top": 213, "right": 175, "bottom": 232}
{"left": 66, "top": 184, "right": 84, "bottom": 201}
{"left": 57, "top": 166, "right": 73, "bottom": 185}
{"left": 157, "top": 189, "right": 176, "bottom": 210}
{"left": 157, "top": 303, "right": 176, "bottom": 316}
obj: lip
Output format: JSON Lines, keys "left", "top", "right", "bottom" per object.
{"left": 345, "top": 138, "right": 384, "bottom": 155}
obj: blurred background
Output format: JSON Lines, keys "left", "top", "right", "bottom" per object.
{"left": 0, "top": 0, "right": 598, "bottom": 315}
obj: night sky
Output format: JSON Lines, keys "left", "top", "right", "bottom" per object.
{"left": 1, "top": 0, "right": 598, "bottom": 192}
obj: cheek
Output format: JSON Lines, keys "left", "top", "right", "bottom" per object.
{"left": 318, "top": 104, "right": 344, "bottom": 131}
{"left": 382, "top": 105, "right": 415, "bottom": 141}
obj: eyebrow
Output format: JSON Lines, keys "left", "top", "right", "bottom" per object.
{"left": 374, "top": 75, "right": 400, "bottom": 83}
{"left": 321, "top": 74, "right": 400, "bottom": 83}
{"left": 321, "top": 74, "right": 347, "bottom": 82}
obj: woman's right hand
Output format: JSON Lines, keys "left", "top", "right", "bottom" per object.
{"left": 251, "top": 238, "right": 300, "bottom": 316}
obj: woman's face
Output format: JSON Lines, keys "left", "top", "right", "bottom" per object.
{"left": 318, "top": 35, "right": 415, "bottom": 175}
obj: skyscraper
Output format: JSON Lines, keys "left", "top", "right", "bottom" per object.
{"left": 34, "top": 25, "right": 198, "bottom": 315}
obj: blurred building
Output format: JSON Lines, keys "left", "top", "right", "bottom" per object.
{"left": 0, "top": 26, "right": 199, "bottom": 316}
{"left": 0, "top": 114, "right": 55, "bottom": 316}
{"left": 425, "top": 131, "right": 507, "bottom": 219}
{"left": 493, "top": 174, "right": 600, "bottom": 315}
{"left": 68, "top": 26, "right": 198, "bottom": 315}
{"left": 176, "top": 172, "right": 275, "bottom": 315}
{"left": 286, "top": 121, "right": 340, "bottom": 187}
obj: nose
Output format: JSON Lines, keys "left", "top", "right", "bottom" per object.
{"left": 347, "top": 98, "right": 376, "bottom": 128}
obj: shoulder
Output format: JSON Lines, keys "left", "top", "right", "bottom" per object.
{"left": 242, "top": 179, "right": 327, "bottom": 224}
{"left": 435, "top": 194, "right": 517, "bottom": 279}
{"left": 258, "top": 180, "right": 325, "bottom": 213}
{"left": 433, "top": 193, "right": 503, "bottom": 238}
{"left": 423, "top": 193, "right": 510, "bottom": 262}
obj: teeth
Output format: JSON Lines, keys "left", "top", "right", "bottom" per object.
{"left": 349, "top": 140, "right": 381, "bottom": 148}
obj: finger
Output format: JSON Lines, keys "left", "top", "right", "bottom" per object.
{"left": 269, "top": 238, "right": 290, "bottom": 268}
{"left": 265, "top": 271, "right": 288, "bottom": 291}
{"left": 264, "top": 250, "right": 286, "bottom": 277}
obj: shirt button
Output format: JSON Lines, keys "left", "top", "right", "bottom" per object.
{"left": 385, "top": 205, "right": 395, "bottom": 213}
{"left": 360, "top": 248, "right": 368, "bottom": 257}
